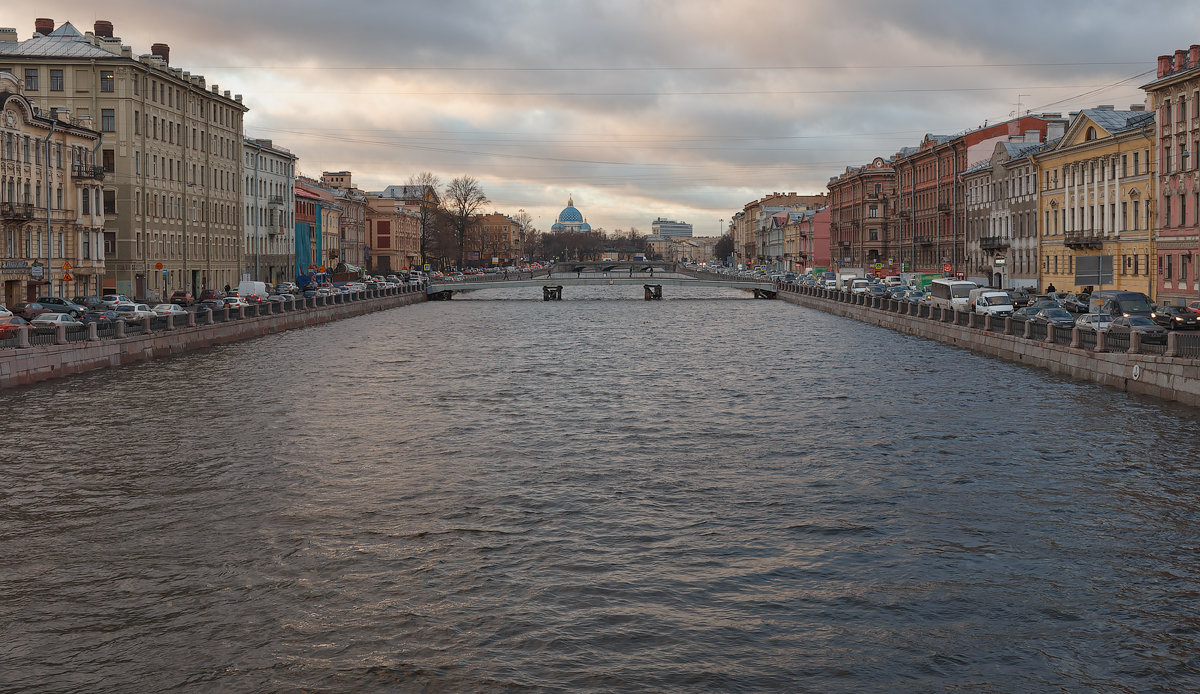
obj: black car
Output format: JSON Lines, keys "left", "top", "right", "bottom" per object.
{"left": 1008, "top": 288, "right": 1034, "bottom": 308}
{"left": 72, "top": 296, "right": 105, "bottom": 310}
{"left": 1109, "top": 316, "right": 1168, "bottom": 344}
{"left": 1059, "top": 293, "right": 1090, "bottom": 313}
{"left": 80, "top": 310, "right": 120, "bottom": 324}
{"left": 1032, "top": 308, "right": 1077, "bottom": 328}
{"left": 1150, "top": 305, "right": 1200, "bottom": 330}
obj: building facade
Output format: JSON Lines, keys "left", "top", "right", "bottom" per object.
{"left": 0, "top": 19, "right": 247, "bottom": 300}
{"left": 650, "top": 217, "right": 692, "bottom": 238}
{"left": 828, "top": 157, "right": 898, "bottom": 274}
{"left": 242, "top": 138, "right": 295, "bottom": 285}
{"left": 962, "top": 140, "right": 1053, "bottom": 289}
{"left": 1142, "top": 46, "right": 1200, "bottom": 306}
{"left": 1033, "top": 108, "right": 1157, "bottom": 297}
{"left": 1, "top": 75, "right": 104, "bottom": 305}
{"left": 319, "top": 171, "right": 367, "bottom": 271}
{"left": 364, "top": 194, "right": 420, "bottom": 274}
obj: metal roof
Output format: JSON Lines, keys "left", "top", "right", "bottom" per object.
{"left": 0, "top": 22, "right": 116, "bottom": 59}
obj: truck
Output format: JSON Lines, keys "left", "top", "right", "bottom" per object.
{"left": 237, "top": 280, "right": 269, "bottom": 303}
{"left": 968, "top": 288, "right": 1014, "bottom": 317}
{"left": 836, "top": 268, "right": 865, "bottom": 291}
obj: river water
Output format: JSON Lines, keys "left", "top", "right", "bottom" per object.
{"left": 3, "top": 283, "right": 1200, "bottom": 692}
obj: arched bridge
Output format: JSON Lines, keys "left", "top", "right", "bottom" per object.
{"left": 426, "top": 270, "right": 777, "bottom": 301}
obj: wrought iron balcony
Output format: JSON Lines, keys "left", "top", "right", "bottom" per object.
{"left": 937, "top": 202, "right": 950, "bottom": 212}
{"left": 71, "top": 163, "right": 106, "bottom": 180}
{"left": 979, "top": 236, "right": 1009, "bottom": 251}
{"left": 268, "top": 195, "right": 285, "bottom": 206}
{"left": 1, "top": 202, "right": 34, "bottom": 220}
{"left": 1064, "top": 231, "right": 1103, "bottom": 249}
{"left": 915, "top": 235, "right": 934, "bottom": 245}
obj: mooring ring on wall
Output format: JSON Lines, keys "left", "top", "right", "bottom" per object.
{"left": 1132, "top": 364, "right": 1141, "bottom": 381}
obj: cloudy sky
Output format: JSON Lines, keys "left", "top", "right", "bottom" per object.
{"left": 5, "top": 1, "right": 1195, "bottom": 236}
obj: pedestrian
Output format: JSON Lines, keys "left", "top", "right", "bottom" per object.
{"left": 224, "top": 283, "right": 231, "bottom": 294}
{"left": 1046, "top": 282, "right": 1056, "bottom": 294}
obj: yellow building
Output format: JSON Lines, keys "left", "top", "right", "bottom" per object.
{"left": 1033, "top": 107, "right": 1157, "bottom": 298}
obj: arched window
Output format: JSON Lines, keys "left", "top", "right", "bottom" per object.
{"left": 1085, "top": 127, "right": 1097, "bottom": 141}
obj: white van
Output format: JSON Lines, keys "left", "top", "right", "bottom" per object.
{"left": 851, "top": 279, "right": 870, "bottom": 294}
{"left": 237, "top": 280, "right": 269, "bottom": 303}
{"left": 929, "top": 278, "right": 978, "bottom": 312}
{"left": 971, "top": 290, "right": 1014, "bottom": 317}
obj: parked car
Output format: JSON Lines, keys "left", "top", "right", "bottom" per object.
{"left": 1109, "top": 315, "right": 1168, "bottom": 344}
{"left": 1075, "top": 313, "right": 1114, "bottom": 332}
{"left": 13, "top": 302, "right": 55, "bottom": 320}
{"left": 0, "top": 303, "right": 11, "bottom": 317}
{"left": 170, "top": 291, "right": 196, "bottom": 307}
{"left": 0, "top": 315, "right": 29, "bottom": 337}
{"left": 100, "top": 294, "right": 130, "bottom": 309}
{"left": 1187, "top": 300, "right": 1200, "bottom": 315}
{"left": 276, "top": 282, "right": 300, "bottom": 295}
{"left": 1059, "top": 293, "right": 1090, "bottom": 313}
{"left": 34, "top": 296, "right": 86, "bottom": 317}
{"left": 152, "top": 303, "right": 189, "bottom": 317}
{"left": 1013, "top": 305, "right": 1044, "bottom": 319}
{"left": 1150, "top": 305, "right": 1200, "bottom": 330}
{"left": 199, "top": 289, "right": 226, "bottom": 301}
{"left": 223, "top": 296, "right": 250, "bottom": 308}
{"left": 80, "top": 310, "right": 120, "bottom": 325}
{"left": 113, "top": 303, "right": 157, "bottom": 321}
{"left": 72, "top": 296, "right": 105, "bottom": 310}
{"left": 30, "top": 312, "right": 83, "bottom": 331}
{"left": 196, "top": 299, "right": 226, "bottom": 311}
{"left": 1008, "top": 288, "right": 1034, "bottom": 308}
{"left": 1032, "top": 308, "right": 1077, "bottom": 328}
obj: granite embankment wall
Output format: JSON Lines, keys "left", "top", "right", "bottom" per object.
{"left": 778, "top": 288, "right": 1200, "bottom": 408}
{"left": 0, "top": 291, "right": 425, "bottom": 389}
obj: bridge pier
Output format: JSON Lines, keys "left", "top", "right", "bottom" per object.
{"left": 752, "top": 288, "right": 777, "bottom": 299}
{"left": 644, "top": 284, "right": 663, "bottom": 301}
{"left": 543, "top": 285, "right": 563, "bottom": 301}
{"left": 428, "top": 290, "right": 454, "bottom": 301}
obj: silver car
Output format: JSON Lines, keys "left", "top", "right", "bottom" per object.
{"left": 1075, "top": 313, "right": 1114, "bottom": 332}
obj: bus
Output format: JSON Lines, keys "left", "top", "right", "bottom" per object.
{"left": 928, "top": 278, "right": 978, "bottom": 312}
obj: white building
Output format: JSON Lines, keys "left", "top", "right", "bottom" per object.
{"left": 242, "top": 138, "right": 295, "bottom": 284}
{"left": 651, "top": 217, "right": 692, "bottom": 238}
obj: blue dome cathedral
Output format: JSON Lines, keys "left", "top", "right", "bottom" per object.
{"left": 551, "top": 195, "right": 591, "bottom": 233}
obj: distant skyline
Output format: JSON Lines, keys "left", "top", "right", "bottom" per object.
{"left": 4, "top": 1, "right": 1195, "bottom": 235}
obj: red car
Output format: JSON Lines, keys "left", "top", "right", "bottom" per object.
{"left": 0, "top": 315, "right": 30, "bottom": 338}
{"left": 199, "top": 289, "right": 226, "bottom": 301}
{"left": 170, "top": 290, "right": 195, "bottom": 307}
{"left": 12, "top": 302, "right": 54, "bottom": 320}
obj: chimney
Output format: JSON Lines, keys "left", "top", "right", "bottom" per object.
{"left": 1097, "top": 104, "right": 1115, "bottom": 111}
{"left": 1176, "top": 49, "right": 1187, "bottom": 71}
{"left": 94, "top": 20, "right": 114, "bottom": 38}
{"left": 35, "top": 18, "right": 54, "bottom": 36}
{"left": 151, "top": 42, "right": 170, "bottom": 65}
{"left": 1159, "top": 55, "right": 1173, "bottom": 77}
{"left": 1130, "top": 104, "right": 1146, "bottom": 112}
{"left": 0, "top": 27, "right": 17, "bottom": 43}
{"left": 1192, "top": 45, "right": 1200, "bottom": 68}
{"left": 1047, "top": 121, "right": 1067, "bottom": 141}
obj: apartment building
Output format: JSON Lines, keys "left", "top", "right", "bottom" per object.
{"left": 243, "top": 138, "right": 296, "bottom": 285}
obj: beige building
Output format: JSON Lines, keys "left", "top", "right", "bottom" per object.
{"left": 365, "top": 194, "right": 420, "bottom": 273}
{"left": 320, "top": 171, "right": 368, "bottom": 271}
{"left": 471, "top": 212, "right": 521, "bottom": 265}
{"left": 1, "top": 74, "right": 105, "bottom": 305}
{"left": 1033, "top": 107, "right": 1157, "bottom": 297}
{"left": 0, "top": 18, "right": 247, "bottom": 300}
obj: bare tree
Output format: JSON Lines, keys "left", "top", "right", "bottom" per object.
{"left": 444, "top": 176, "right": 490, "bottom": 268}
{"left": 406, "top": 171, "right": 442, "bottom": 266}
{"left": 511, "top": 209, "right": 535, "bottom": 261}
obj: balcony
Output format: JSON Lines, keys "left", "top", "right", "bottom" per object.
{"left": 937, "top": 202, "right": 950, "bottom": 213}
{"left": 71, "top": 163, "right": 106, "bottom": 180}
{"left": 979, "top": 236, "right": 1009, "bottom": 251}
{"left": 1064, "top": 231, "right": 1103, "bottom": 249}
{"left": 1, "top": 202, "right": 34, "bottom": 220}
{"left": 915, "top": 235, "right": 934, "bottom": 245}
{"left": 268, "top": 195, "right": 285, "bottom": 207}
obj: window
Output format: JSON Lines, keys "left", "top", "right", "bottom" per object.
{"left": 82, "top": 189, "right": 90, "bottom": 215}
{"left": 82, "top": 231, "right": 90, "bottom": 259}
{"left": 100, "top": 70, "right": 114, "bottom": 92}
{"left": 49, "top": 69, "right": 63, "bottom": 91}
{"left": 102, "top": 149, "right": 114, "bottom": 171}
{"left": 24, "top": 68, "right": 38, "bottom": 90}
{"left": 1133, "top": 152, "right": 1140, "bottom": 175}
{"left": 101, "top": 108, "right": 115, "bottom": 132}
{"left": 868, "top": 205, "right": 879, "bottom": 218}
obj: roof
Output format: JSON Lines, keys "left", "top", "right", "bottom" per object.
{"left": 1081, "top": 108, "right": 1154, "bottom": 134}
{"left": 0, "top": 22, "right": 118, "bottom": 59}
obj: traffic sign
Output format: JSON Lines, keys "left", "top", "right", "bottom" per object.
{"left": 423, "top": 264, "right": 431, "bottom": 271}
{"left": 308, "top": 264, "right": 317, "bottom": 271}
{"left": 942, "top": 263, "right": 952, "bottom": 273}
{"left": 874, "top": 262, "right": 883, "bottom": 270}
{"left": 317, "top": 265, "right": 327, "bottom": 273}
{"left": 155, "top": 262, "right": 163, "bottom": 270}
{"left": 62, "top": 260, "right": 72, "bottom": 271}
{"left": 62, "top": 272, "right": 73, "bottom": 282}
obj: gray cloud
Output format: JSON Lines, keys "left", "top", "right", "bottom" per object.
{"left": 9, "top": 0, "right": 1198, "bottom": 232}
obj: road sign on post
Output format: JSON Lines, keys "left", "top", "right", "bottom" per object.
{"left": 62, "top": 260, "right": 72, "bottom": 271}
{"left": 943, "top": 263, "right": 953, "bottom": 274}
{"left": 155, "top": 262, "right": 163, "bottom": 270}
{"left": 63, "top": 272, "right": 73, "bottom": 282}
